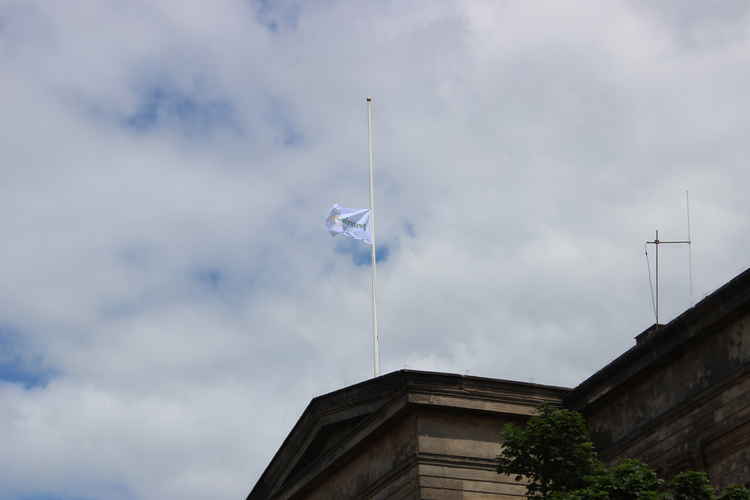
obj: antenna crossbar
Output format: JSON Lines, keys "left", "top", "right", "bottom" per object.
{"left": 645, "top": 229, "right": 691, "bottom": 325}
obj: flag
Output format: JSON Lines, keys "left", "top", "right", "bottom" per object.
{"left": 326, "top": 204, "right": 372, "bottom": 244}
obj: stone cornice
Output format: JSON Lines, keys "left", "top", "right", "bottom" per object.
{"left": 246, "top": 370, "right": 569, "bottom": 500}
{"left": 566, "top": 267, "right": 750, "bottom": 411}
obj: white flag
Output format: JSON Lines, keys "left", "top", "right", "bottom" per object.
{"left": 326, "top": 204, "right": 372, "bottom": 244}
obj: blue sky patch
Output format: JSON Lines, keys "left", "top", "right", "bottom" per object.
{"left": 266, "top": 97, "right": 304, "bottom": 146}
{"left": 14, "top": 485, "right": 130, "bottom": 500}
{"left": 403, "top": 220, "right": 416, "bottom": 238}
{"left": 124, "top": 85, "right": 239, "bottom": 138}
{"left": 17, "top": 493, "right": 89, "bottom": 500}
{"left": 193, "top": 267, "right": 225, "bottom": 290}
{"left": 0, "top": 326, "right": 55, "bottom": 389}
{"left": 12, "top": 476, "right": 132, "bottom": 500}
{"left": 334, "top": 239, "right": 390, "bottom": 266}
{"left": 253, "top": 0, "right": 300, "bottom": 34}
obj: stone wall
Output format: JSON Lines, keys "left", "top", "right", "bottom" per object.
{"left": 250, "top": 270, "right": 750, "bottom": 499}
{"left": 416, "top": 407, "right": 528, "bottom": 499}
{"left": 247, "top": 370, "right": 568, "bottom": 500}
{"left": 569, "top": 271, "right": 750, "bottom": 489}
{"left": 301, "top": 412, "right": 419, "bottom": 500}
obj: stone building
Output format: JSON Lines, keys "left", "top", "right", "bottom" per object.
{"left": 247, "top": 371, "right": 568, "bottom": 499}
{"left": 567, "top": 266, "right": 750, "bottom": 488}
{"left": 247, "top": 267, "right": 750, "bottom": 499}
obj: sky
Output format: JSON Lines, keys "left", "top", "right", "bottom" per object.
{"left": 2, "top": 1, "right": 750, "bottom": 499}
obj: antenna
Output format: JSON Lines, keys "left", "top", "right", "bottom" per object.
{"left": 685, "top": 189, "right": 695, "bottom": 306}
{"left": 644, "top": 193, "right": 693, "bottom": 324}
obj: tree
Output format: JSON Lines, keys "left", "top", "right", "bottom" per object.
{"left": 567, "top": 459, "right": 664, "bottom": 500}
{"left": 668, "top": 471, "right": 715, "bottom": 500}
{"left": 718, "top": 486, "right": 750, "bottom": 500}
{"left": 496, "top": 404, "right": 599, "bottom": 497}
{"left": 497, "top": 405, "right": 750, "bottom": 500}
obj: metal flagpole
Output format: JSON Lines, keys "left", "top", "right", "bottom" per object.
{"left": 367, "top": 97, "right": 380, "bottom": 377}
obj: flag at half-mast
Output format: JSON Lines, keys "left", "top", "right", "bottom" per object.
{"left": 326, "top": 203, "right": 372, "bottom": 245}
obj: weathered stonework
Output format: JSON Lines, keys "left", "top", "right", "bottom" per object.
{"left": 567, "top": 268, "right": 750, "bottom": 488}
{"left": 246, "top": 371, "right": 568, "bottom": 499}
{"left": 248, "top": 268, "right": 750, "bottom": 498}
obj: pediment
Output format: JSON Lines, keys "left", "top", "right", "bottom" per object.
{"left": 283, "top": 413, "right": 369, "bottom": 486}
{"left": 247, "top": 370, "right": 571, "bottom": 500}
{"left": 247, "top": 371, "right": 408, "bottom": 500}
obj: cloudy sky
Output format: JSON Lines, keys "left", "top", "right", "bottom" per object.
{"left": 2, "top": 1, "right": 750, "bottom": 498}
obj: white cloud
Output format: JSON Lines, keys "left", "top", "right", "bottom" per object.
{"left": 2, "top": 0, "right": 750, "bottom": 498}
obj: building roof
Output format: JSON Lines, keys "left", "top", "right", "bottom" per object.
{"left": 566, "top": 266, "right": 750, "bottom": 410}
{"left": 247, "top": 369, "right": 570, "bottom": 500}
{"left": 248, "top": 266, "right": 750, "bottom": 498}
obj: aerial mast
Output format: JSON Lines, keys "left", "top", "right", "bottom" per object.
{"left": 645, "top": 192, "right": 693, "bottom": 324}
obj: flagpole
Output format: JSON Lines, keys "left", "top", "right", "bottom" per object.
{"left": 367, "top": 97, "right": 380, "bottom": 377}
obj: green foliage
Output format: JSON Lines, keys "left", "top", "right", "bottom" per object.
{"left": 497, "top": 404, "right": 750, "bottom": 500}
{"left": 544, "top": 459, "right": 663, "bottom": 500}
{"left": 583, "top": 459, "right": 664, "bottom": 500}
{"left": 497, "top": 404, "right": 600, "bottom": 497}
{"left": 667, "top": 471, "right": 715, "bottom": 500}
{"left": 718, "top": 486, "right": 750, "bottom": 500}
